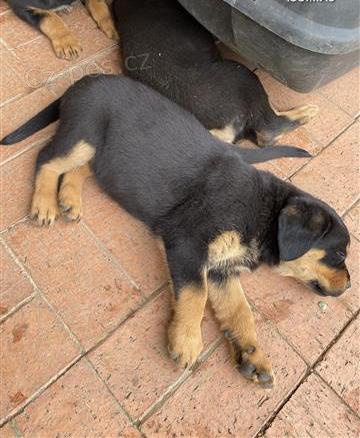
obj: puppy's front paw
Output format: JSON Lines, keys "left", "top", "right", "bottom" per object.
{"left": 236, "top": 345, "right": 274, "bottom": 389}
{"left": 52, "top": 33, "right": 82, "bottom": 60}
{"left": 58, "top": 184, "right": 82, "bottom": 222}
{"left": 168, "top": 322, "right": 203, "bottom": 368}
{"left": 30, "top": 192, "right": 59, "bottom": 226}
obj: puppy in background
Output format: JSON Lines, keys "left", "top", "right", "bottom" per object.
{"left": 7, "top": 0, "right": 118, "bottom": 60}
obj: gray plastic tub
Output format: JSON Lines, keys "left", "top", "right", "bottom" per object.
{"left": 178, "top": 0, "right": 360, "bottom": 92}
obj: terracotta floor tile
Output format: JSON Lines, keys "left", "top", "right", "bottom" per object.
{"left": 263, "top": 127, "right": 318, "bottom": 179}
{"left": 0, "top": 50, "right": 29, "bottom": 106}
{"left": 0, "top": 89, "right": 57, "bottom": 165}
{"left": 345, "top": 201, "right": 360, "bottom": 242}
{"left": 0, "top": 423, "right": 15, "bottom": 437}
{"left": 257, "top": 70, "right": 353, "bottom": 147}
{"left": 319, "top": 67, "right": 360, "bottom": 118}
{"left": 0, "top": 143, "right": 43, "bottom": 230}
{"left": 5, "top": 221, "right": 142, "bottom": 349}
{"left": 0, "top": 0, "right": 10, "bottom": 14}
{"left": 265, "top": 373, "right": 360, "bottom": 437}
{"left": 89, "top": 289, "right": 220, "bottom": 420}
{"left": 291, "top": 122, "right": 359, "bottom": 216}
{"left": 83, "top": 180, "right": 169, "bottom": 295}
{"left": 0, "top": 244, "right": 34, "bottom": 319}
{"left": 0, "top": 296, "right": 79, "bottom": 419}
{"left": 142, "top": 315, "right": 307, "bottom": 437}
{"left": 240, "top": 243, "right": 358, "bottom": 364}
{"left": 46, "top": 61, "right": 102, "bottom": 97}
{"left": 95, "top": 48, "right": 122, "bottom": 75}
{"left": 316, "top": 315, "right": 360, "bottom": 414}
{"left": 10, "top": 3, "right": 116, "bottom": 89}
{"left": 0, "top": 11, "right": 41, "bottom": 48}
{"left": 15, "top": 360, "right": 139, "bottom": 437}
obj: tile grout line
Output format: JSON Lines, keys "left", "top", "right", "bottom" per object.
{"left": 136, "top": 336, "right": 223, "bottom": 427}
{"left": 0, "top": 138, "right": 49, "bottom": 168}
{"left": 0, "top": 354, "right": 83, "bottom": 428}
{"left": 0, "top": 291, "right": 37, "bottom": 325}
{"left": 0, "top": 234, "right": 85, "bottom": 351}
{"left": 80, "top": 220, "right": 144, "bottom": 295}
{"left": 314, "top": 370, "right": 360, "bottom": 420}
{"left": 288, "top": 118, "right": 358, "bottom": 180}
{"left": 254, "top": 307, "right": 360, "bottom": 436}
{"left": 1, "top": 228, "right": 171, "bottom": 428}
{"left": 82, "top": 356, "right": 142, "bottom": 433}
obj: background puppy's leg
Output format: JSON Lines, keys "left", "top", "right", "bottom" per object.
{"left": 208, "top": 273, "right": 274, "bottom": 387}
{"left": 59, "top": 163, "right": 93, "bottom": 222}
{"left": 166, "top": 242, "right": 208, "bottom": 368}
{"left": 34, "top": 9, "right": 82, "bottom": 60}
{"left": 255, "top": 100, "right": 318, "bottom": 146}
{"left": 85, "top": 0, "right": 119, "bottom": 40}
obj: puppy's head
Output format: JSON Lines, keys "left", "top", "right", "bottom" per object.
{"left": 276, "top": 196, "right": 351, "bottom": 297}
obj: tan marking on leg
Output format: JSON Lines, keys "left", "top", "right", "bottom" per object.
{"left": 85, "top": 0, "right": 119, "bottom": 40}
{"left": 33, "top": 8, "right": 82, "bottom": 60}
{"left": 168, "top": 284, "right": 208, "bottom": 368}
{"left": 210, "top": 124, "right": 236, "bottom": 143}
{"left": 208, "top": 276, "right": 274, "bottom": 387}
{"left": 31, "top": 141, "right": 95, "bottom": 226}
{"left": 59, "top": 163, "right": 93, "bottom": 222}
{"left": 277, "top": 104, "right": 319, "bottom": 125}
{"left": 30, "top": 168, "right": 60, "bottom": 226}
{"left": 45, "top": 140, "right": 95, "bottom": 174}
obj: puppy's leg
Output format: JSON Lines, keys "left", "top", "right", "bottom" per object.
{"left": 208, "top": 273, "right": 274, "bottom": 387}
{"left": 31, "top": 9, "right": 82, "bottom": 60}
{"left": 166, "top": 242, "right": 208, "bottom": 368}
{"left": 31, "top": 140, "right": 95, "bottom": 226}
{"left": 58, "top": 163, "right": 93, "bottom": 222}
{"left": 85, "top": 0, "right": 119, "bottom": 40}
{"left": 256, "top": 101, "right": 318, "bottom": 147}
{"left": 168, "top": 283, "right": 208, "bottom": 368}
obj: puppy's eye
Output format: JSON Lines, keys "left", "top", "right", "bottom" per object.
{"left": 335, "top": 250, "right": 346, "bottom": 262}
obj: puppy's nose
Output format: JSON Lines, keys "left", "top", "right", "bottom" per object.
{"left": 346, "top": 280, "right": 352, "bottom": 290}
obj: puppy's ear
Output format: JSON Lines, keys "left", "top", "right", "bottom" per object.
{"left": 278, "top": 197, "right": 331, "bottom": 261}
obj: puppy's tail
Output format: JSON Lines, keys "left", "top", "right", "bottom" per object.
{"left": 236, "top": 145, "right": 311, "bottom": 164}
{"left": 0, "top": 99, "right": 61, "bottom": 145}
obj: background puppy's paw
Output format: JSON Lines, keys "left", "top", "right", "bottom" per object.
{"left": 52, "top": 34, "right": 82, "bottom": 60}
{"left": 30, "top": 194, "right": 59, "bottom": 226}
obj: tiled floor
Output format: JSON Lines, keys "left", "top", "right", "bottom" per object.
{"left": 0, "top": 1, "right": 359, "bottom": 436}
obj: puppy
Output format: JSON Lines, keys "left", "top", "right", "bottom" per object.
{"left": 113, "top": 0, "right": 319, "bottom": 145}
{"left": 21, "top": 75, "right": 350, "bottom": 388}
{"left": 7, "top": 0, "right": 118, "bottom": 60}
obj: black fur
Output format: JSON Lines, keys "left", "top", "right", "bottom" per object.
{"left": 7, "top": 0, "right": 75, "bottom": 30}
{"left": 0, "top": 82, "right": 310, "bottom": 163}
{"left": 113, "top": 0, "right": 306, "bottom": 145}
{"left": 34, "top": 75, "right": 350, "bottom": 297}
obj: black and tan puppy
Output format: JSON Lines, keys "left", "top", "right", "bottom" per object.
{"left": 13, "top": 75, "right": 350, "bottom": 388}
{"left": 113, "top": 0, "right": 319, "bottom": 145}
{"left": 7, "top": 0, "right": 118, "bottom": 60}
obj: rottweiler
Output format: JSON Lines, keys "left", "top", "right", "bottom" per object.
{"left": 3, "top": 75, "right": 351, "bottom": 388}
{"left": 7, "top": 0, "right": 118, "bottom": 59}
{"left": 113, "top": 0, "right": 319, "bottom": 145}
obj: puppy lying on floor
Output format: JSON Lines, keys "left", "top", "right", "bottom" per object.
{"left": 7, "top": 0, "right": 118, "bottom": 60}
{"left": 113, "top": 0, "right": 319, "bottom": 145}
{"left": 5, "top": 75, "right": 351, "bottom": 388}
